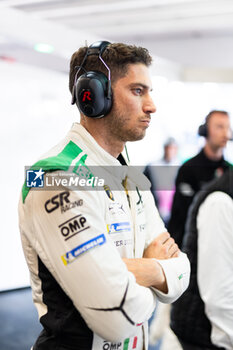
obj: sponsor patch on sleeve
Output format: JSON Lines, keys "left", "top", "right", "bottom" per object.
{"left": 61, "top": 234, "right": 106, "bottom": 266}
{"left": 59, "top": 214, "right": 90, "bottom": 241}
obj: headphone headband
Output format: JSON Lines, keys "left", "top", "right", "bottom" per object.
{"left": 87, "top": 41, "right": 111, "bottom": 56}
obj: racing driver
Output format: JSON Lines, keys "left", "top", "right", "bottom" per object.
{"left": 18, "top": 41, "right": 190, "bottom": 350}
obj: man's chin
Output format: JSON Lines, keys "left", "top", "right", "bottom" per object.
{"left": 128, "top": 130, "right": 146, "bottom": 141}
{"left": 220, "top": 141, "right": 228, "bottom": 147}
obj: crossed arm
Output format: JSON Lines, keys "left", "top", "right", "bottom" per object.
{"left": 123, "top": 232, "right": 180, "bottom": 293}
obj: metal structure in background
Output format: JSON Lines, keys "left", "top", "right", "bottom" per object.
{"left": 1, "top": 0, "right": 233, "bottom": 76}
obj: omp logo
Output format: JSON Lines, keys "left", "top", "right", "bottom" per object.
{"left": 61, "top": 234, "right": 106, "bottom": 266}
{"left": 59, "top": 215, "right": 90, "bottom": 241}
{"left": 102, "top": 335, "right": 138, "bottom": 349}
{"left": 102, "top": 342, "right": 122, "bottom": 350}
{"left": 26, "top": 168, "right": 44, "bottom": 188}
{"left": 45, "top": 191, "right": 70, "bottom": 213}
{"left": 107, "top": 222, "right": 131, "bottom": 234}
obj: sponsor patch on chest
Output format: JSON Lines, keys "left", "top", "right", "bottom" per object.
{"left": 107, "top": 222, "right": 131, "bottom": 234}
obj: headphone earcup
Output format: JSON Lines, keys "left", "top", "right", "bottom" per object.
{"left": 75, "top": 71, "right": 112, "bottom": 118}
{"left": 198, "top": 123, "right": 208, "bottom": 137}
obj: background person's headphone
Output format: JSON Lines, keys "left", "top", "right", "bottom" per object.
{"left": 198, "top": 121, "right": 209, "bottom": 138}
{"left": 198, "top": 111, "right": 233, "bottom": 140}
{"left": 71, "top": 41, "right": 112, "bottom": 118}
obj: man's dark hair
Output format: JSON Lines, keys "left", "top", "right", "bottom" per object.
{"left": 69, "top": 43, "right": 153, "bottom": 94}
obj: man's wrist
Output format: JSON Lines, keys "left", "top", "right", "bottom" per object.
{"left": 151, "top": 259, "right": 168, "bottom": 294}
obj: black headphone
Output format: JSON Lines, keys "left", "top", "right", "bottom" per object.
{"left": 198, "top": 122, "right": 209, "bottom": 137}
{"left": 198, "top": 111, "right": 233, "bottom": 140}
{"left": 71, "top": 41, "right": 112, "bottom": 118}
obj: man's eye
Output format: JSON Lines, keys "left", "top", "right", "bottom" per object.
{"left": 134, "top": 88, "right": 142, "bottom": 95}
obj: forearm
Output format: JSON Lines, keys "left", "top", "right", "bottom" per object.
{"left": 123, "top": 233, "right": 189, "bottom": 303}
{"left": 123, "top": 258, "right": 168, "bottom": 293}
{"left": 122, "top": 232, "right": 181, "bottom": 294}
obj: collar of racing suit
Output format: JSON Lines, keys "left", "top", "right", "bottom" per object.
{"left": 69, "top": 123, "right": 151, "bottom": 192}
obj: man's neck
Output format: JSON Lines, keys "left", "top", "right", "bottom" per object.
{"left": 80, "top": 119, "right": 124, "bottom": 158}
{"left": 203, "top": 143, "right": 223, "bottom": 161}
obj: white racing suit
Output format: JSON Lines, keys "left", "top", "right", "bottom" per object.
{"left": 18, "top": 123, "right": 190, "bottom": 350}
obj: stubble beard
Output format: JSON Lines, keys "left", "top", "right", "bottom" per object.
{"left": 105, "top": 106, "right": 147, "bottom": 142}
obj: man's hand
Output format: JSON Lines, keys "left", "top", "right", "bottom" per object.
{"left": 122, "top": 233, "right": 180, "bottom": 293}
{"left": 143, "top": 232, "right": 180, "bottom": 260}
{"left": 123, "top": 258, "right": 168, "bottom": 293}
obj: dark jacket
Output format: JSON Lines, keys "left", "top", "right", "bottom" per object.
{"left": 168, "top": 149, "right": 230, "bottom": 246}
{"left": 171, "top": 169, "right": 233, "bottom": 349}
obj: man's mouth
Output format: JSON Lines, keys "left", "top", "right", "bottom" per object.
{"left": 140, "top": 119, "right": 151, "bottom": 127}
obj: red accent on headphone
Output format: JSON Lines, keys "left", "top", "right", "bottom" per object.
{"left": 82, "top": 91, "right": 92, "bottom": 102}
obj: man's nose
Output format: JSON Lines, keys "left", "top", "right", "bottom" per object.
{"left": 143, "top": 95, "right": 156, "bottom": 114}
{"left": 226, "top": 127, "right": 232, "bottom": 140}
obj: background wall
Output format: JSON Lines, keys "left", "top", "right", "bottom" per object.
{"left": 0, "top": 61, "right": 76, "bottom": 290}
{"left": 128, "top": 77, "right": 233, "bottom": 164}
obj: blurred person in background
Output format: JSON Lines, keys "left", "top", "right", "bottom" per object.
{"left": 171, "top": 168, "right": 233, "bottom": 350}
{"left": 149, "top": 110, "right": 232, "bottom": 350}
{"left": 168, "top": 110, "right": 232, "bottom": 247}
{"left": 144, "top": 137, "right": 179, "bottom": 226}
